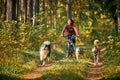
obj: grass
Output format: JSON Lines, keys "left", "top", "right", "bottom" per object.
{"left": 0, "top": 50, "right": 40, "bottom": 80}
{"left": 39, "top": 58, "right": 90, "bottom": 80}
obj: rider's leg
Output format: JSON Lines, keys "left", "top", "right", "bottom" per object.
{"left": 66, "top": 36, "right": 70, "bottom": 57}
{"left": 70, "top": 37, "right": 76, "bottom": 54}
{"left": 66, "top": 42, "right": 69, "bottom": 57}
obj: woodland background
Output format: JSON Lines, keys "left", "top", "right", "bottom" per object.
{"left": 0, "top": 0, "right": 120, "bottom": 80}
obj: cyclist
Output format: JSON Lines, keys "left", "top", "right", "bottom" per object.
{"left": 61, "top": 18, "right": 79, "bottom": 57}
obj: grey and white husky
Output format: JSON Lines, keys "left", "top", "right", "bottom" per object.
{"left": 39, "top": 41, "right": 51, "bottom": 65}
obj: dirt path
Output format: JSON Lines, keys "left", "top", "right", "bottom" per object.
{"left": 20, "top": 58, "right": 103, "bottom": 80}
{"left": 21, "top": 61, "right": 56, "bottom": 80}
{"left": 86, "top": 61, "right": 103, "bottom": 80}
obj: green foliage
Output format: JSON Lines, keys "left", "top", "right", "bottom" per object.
{"left": 102, "top": 36, "right": 120, "bottom": 79}
{"left": 0, "top": 21, "right": 41, "bottom": 79}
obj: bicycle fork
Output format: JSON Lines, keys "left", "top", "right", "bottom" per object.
{"left": 66, "top": 42, "right": 76, "bottom": 57}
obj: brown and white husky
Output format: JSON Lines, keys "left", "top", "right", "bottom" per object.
{"left": 92, "top": 40, "right": 100, "bottom": 65}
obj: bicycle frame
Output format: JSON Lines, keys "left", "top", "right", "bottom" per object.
{"left": 65, "top": 35, "right": 76, "bottom": 57}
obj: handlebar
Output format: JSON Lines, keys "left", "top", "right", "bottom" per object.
{"left": 62, "top": 35, "right": 76, "bottom": 38}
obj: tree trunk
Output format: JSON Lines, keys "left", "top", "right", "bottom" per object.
{"left": 33, "top": 0, "right": 40, "bottom": 26}
{"left": 67, "top": 0, "right": 72, "bottom": 19}
{"left": 54, "top": 0, "right": 58, "bottom": 34}
{"left": 0, "top": 0, "right": 4, "bottom": 20}
{"left": 12, "top": 0, "right": 17, "bottom": 20}
{"left": 54, "top": 0, "right": 58, "bottom": 26}
{"left": 21, "top": 0, "right": 27, "bottom": 23}
{"left": 42, "top": 0, "right": 45, "bottom": 23}
{"left": 16, "top": 0, "right": 19, "bottom": 27}
{"left": 33, "top": 0, "right": 37, "bottom": 26}
{"left": 28, "top": 0, "right": 33, "bottom": 22}
{"left": 118, "top": 16, "right": 120, "bottom": 34}
{"left": 49, "top": 0, "right": 53, "bottom": 27}
{"left": 6, "top": 0, "right": 12, "bottom": 20}
{"left": 4, "top": 0, "right": 7, "bottom": 20}
{"left": 6, "top": 0, "right": 17, "bottom": 20}
{"left": 115, "top": 4, "right": 120, "bottom": 36}
{"left": 36, "top": 0, "right": 39, "bottom": 14}
{"left": 42, "top": 0, "right": 45, "bottom": 12}
{"left": 35, "top": 0, "right": 40, "bottom": 25}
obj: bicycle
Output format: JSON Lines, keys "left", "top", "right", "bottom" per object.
{"left": 63, "top": 35, "right": 76, "bottom": 58}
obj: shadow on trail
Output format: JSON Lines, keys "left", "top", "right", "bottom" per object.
{"left": 36, "top": 70, "right": 83, "bottom": 80}
{"left": 0, "top": 74, "right": 19, "bottom": 80}
{"left": 102, "top": 72, "right": 120, "bottom": 80}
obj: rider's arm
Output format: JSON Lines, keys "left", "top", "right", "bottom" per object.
{"left": 61, "top": 24, "right": 67, "bottom": 36}
{"left": 73, "top": 25, "right": 79, "bottom": 37}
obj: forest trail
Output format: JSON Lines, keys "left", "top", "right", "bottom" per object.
{"left": 21, "top": 55, "right": 104, "bottom": 80}
{"left": 86, "top": 61, "right": 103, "bottom": 80}
{"left": 21, "top": 61, "right": 56, "bottom": 80}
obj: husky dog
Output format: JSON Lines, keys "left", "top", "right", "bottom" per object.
{"left": 75, "top": 47, "right": 84, "bottom": 60}
{"left": 39, "top": 41, "right": 51, "bottom": 65}
{"left": 92, "top": 40, "right": 100, "bottom": 65}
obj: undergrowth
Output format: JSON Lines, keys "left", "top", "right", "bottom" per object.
{"left": 102, "top": 36, "right": 120, "bottom": 80}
